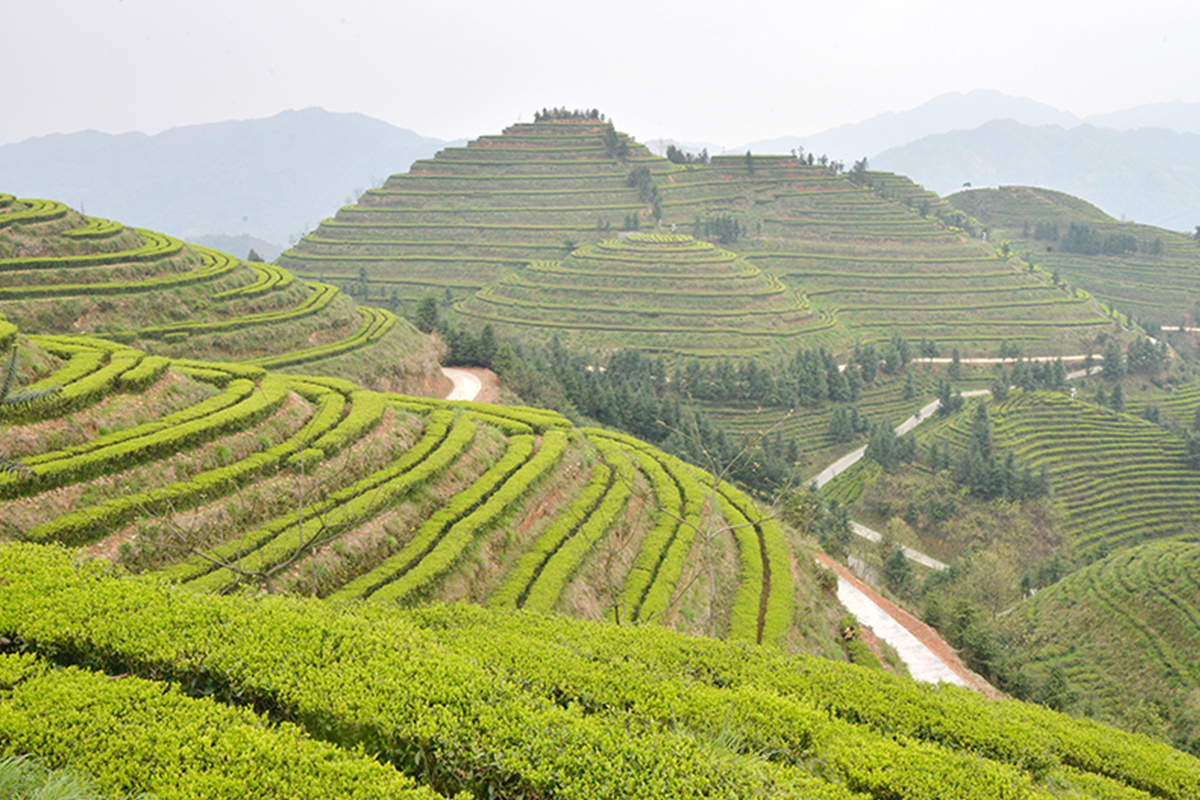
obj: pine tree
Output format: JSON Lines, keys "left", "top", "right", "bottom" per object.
{"left": 1110, "top": 382, "right": 1125, "bottom": 413}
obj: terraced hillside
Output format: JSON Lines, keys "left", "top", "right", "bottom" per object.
{"left": 1000, "top": 539, "right": 1200, "bottom": 754}
{"left": 458, "top": 232, "right": 826, "bottom": 355}
{"left": 0, "top": 325, "right": 824, "bottom": 651}
{"left": 280, "top": 122, "right": 1111, "bottom": 361}
{"left": 947, "top": 185, "right": 1200, "bottom": 327}
{"left": 280, "top": 120, "right": 660, "bottom": 301}
{"left": 3, "top": 542, "right": 1199, "bottom": 800}
{"left": 925, "top": 390, "right": 1200, "bottom": 561}
{"left": 0, "top": 195, "right": 443, "bottom": 393}
{"left": 668, "top": 165, "right": 1107, "bottom": 355}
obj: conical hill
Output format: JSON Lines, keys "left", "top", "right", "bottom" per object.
{"left": 459, "top": 232, "right": 827, "bottom": 355}
{"left": 281, "top": 121, "right": 1113, "bottom": 361}
{"left": 282, "top": 118, "right": 664, "bottom": 298}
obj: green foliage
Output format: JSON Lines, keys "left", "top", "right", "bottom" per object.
{"left": 534, "top": 106, "right": 606, "bottom": 122}
{"left": 1103, "top": 339, "right": 1127, "bottom": 380}
{"left": 0, "top": 654, "right": 438, "bottom": 800}
{"left": 4, "top": 543, "right": 1200, "bottom": 800}
{"left": 784, "top": 486, "right": 852, "bottom": 559}
{"left": 702, "top": 213, "right": 742, "bottom": 243}
{"left": 998, "top": 540, "right": 1200, "bottom": 753}
{"left": 0, "top": 753, "right": 139, "bottom": 800}
{"left": 1060, "top": 223, "right": 1139, "bottom": 256}
{"left": 665, "top": 144, "right": 708, "bottom": 164}
{"left": 0, "top": 198, "right": 69, "bottom": 229}
{"left": 944, "top": 401, "right": 1052, "bottom": 502}
{"left": 864, "top": 419, "right": 916, "bottom": 471}
{"left": 936, "top": 379, "right": 964, "bottom": 416}
{"left": 247, "top": 306, "right": 397, "bottom": 370}
{"left": 2, "top": 376, "right": 277, "bottom": 499}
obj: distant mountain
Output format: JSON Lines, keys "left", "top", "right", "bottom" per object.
{"left": 190, "top": 233, "right": 284, "bottom": 262}
{"left": 1084, "top": 99, "right": 1200, "bottom": 134}
{"left": 741, "top": 90, "right": 1081, "bottom": 162}
{"left": 643, "top": 137, "right": 724, "bottom": 159}
{"left": 0, "top": 108, "right": 455, "bottom": 249}
{"left": 872, "top": 120, "right": 1200, "bottom": 231}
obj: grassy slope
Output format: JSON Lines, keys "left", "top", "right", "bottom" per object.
{"left": 823, "top": 381, "right": 1200, "bottom": 747}
{"left": 0, "top": 331, "right": 832, "bottom": 654}
{"left": 279, "top": 123, "right": 1111, "bottom": 362}
{"left": 1000, "top": 539, "right": 1200, "bottom": 754}
{"left": 947, "top": 185, "right": 1200, "bottom": 327}
{"left": 0, "top": 197, "right": 444, "bottom": 392}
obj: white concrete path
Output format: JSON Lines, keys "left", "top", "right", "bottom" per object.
{"left": 442, "top": 368, "right": 482, "bottom": 402}
{"left": 850, "top": 522, "right": 947, "bottom": 571}
{"left": 835, "top": 576, "right": 967, "bottom": 686}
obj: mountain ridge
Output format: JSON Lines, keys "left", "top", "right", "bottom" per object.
{"left": 0, "top": 107, "right": 457, "bottom": 248}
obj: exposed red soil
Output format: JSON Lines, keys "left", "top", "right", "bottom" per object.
{"left": 817, "top": 553, "right": 1002, "bottom": 698}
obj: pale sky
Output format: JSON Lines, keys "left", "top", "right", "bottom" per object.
{"left": 4, "top": 0, "right": 1199, "bottom": 147}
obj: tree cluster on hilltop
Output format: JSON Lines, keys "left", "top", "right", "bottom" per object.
{"left": 533, "top": 107, "right": 606, "bottom": 122}
{"left": 1031, "top": 221, "right": 1148, "bottom": 257}
{"left": 665, "top": 144, "right": 709, "bottom": 165}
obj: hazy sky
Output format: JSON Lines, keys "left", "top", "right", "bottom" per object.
{"left": 5, "top": 0, "right": 1199, "bottom": 147}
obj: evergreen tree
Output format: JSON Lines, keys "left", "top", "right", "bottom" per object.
{"left": 1110, "top": 382, "right": 1125, "bottom": 413}
{"left": 936, "top": 379, "right": 964, "bottom": 416}
{"left": 948, "top": 347, "right": 963, "bottom": 380}
{"left": 1102, "top": 340, "right": 1126, "bottom": 380}
{"left": 1184, "top": 408, "right": 1200, "bottom": 469}
{"left": 414, "top": 295, "right": 439, "bottom": 334}
{"left": 828, "top": 408, "right": 853, "bottom": 442}
{"left": 882, "top": 544, "right": 912, "bottom": 594}
{"left": 990, "top": 371, "right": 1010, "bottom": 401}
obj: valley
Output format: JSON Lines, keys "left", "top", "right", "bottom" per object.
{"left": 1, "top": 110, "right": 1199, "bottom": 798}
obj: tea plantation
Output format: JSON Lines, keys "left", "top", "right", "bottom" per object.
{"left": 279, "top": 121, "right": 1111, "bottom": 360}
{"left": 948, "top": 185, "right": 1200, "bottom": 327}
{"left": 2, "top": 542, "right": 1199, "bottom": 799}
{"left": 0, "top": 196, "right": 443, "bottom": 393}
{"left": 1000, "top": 539, "right": 1200, "bottom": 753}
{"left": 4, "top": 114, "right": 1200, "bottom": 797}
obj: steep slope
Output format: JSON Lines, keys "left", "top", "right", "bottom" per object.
{"left": 0, "top": 327, "right": 824, "bottom": 651}
{"left": 0, "top": 194, "right": 443, "bottom": 393}
{"left": 2, "top": 542, "right": 1199, "bottom": 800}
{"left": 828, "top": 387, "right": 1200, "bottom": 566}
{"left": 459, "top": 232, "right": 823, "bottom": 356}
{"left": 999, "top": 539, "right": 1200, "bottom": 754}
{"left": 281, "top": 117, "right": 1111, "bottom": 360}
{"left": 948, "top": 185, "right": 1200, "bottom": 326}
{"left": 279, "top": 117, "right": 664, "bottom": 305}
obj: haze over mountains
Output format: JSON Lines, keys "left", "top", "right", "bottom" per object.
{"left": 4, "top": 90, "right": 1200, "bottom": 251}
{"left": 874, "top": 122, "right": 1200, "bottom": 232}
{"left": 0, "top": 108, "right": 456, "bottom": 255}
{"left": 742, "top": 90, "right": 1200, "bottom": 232}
